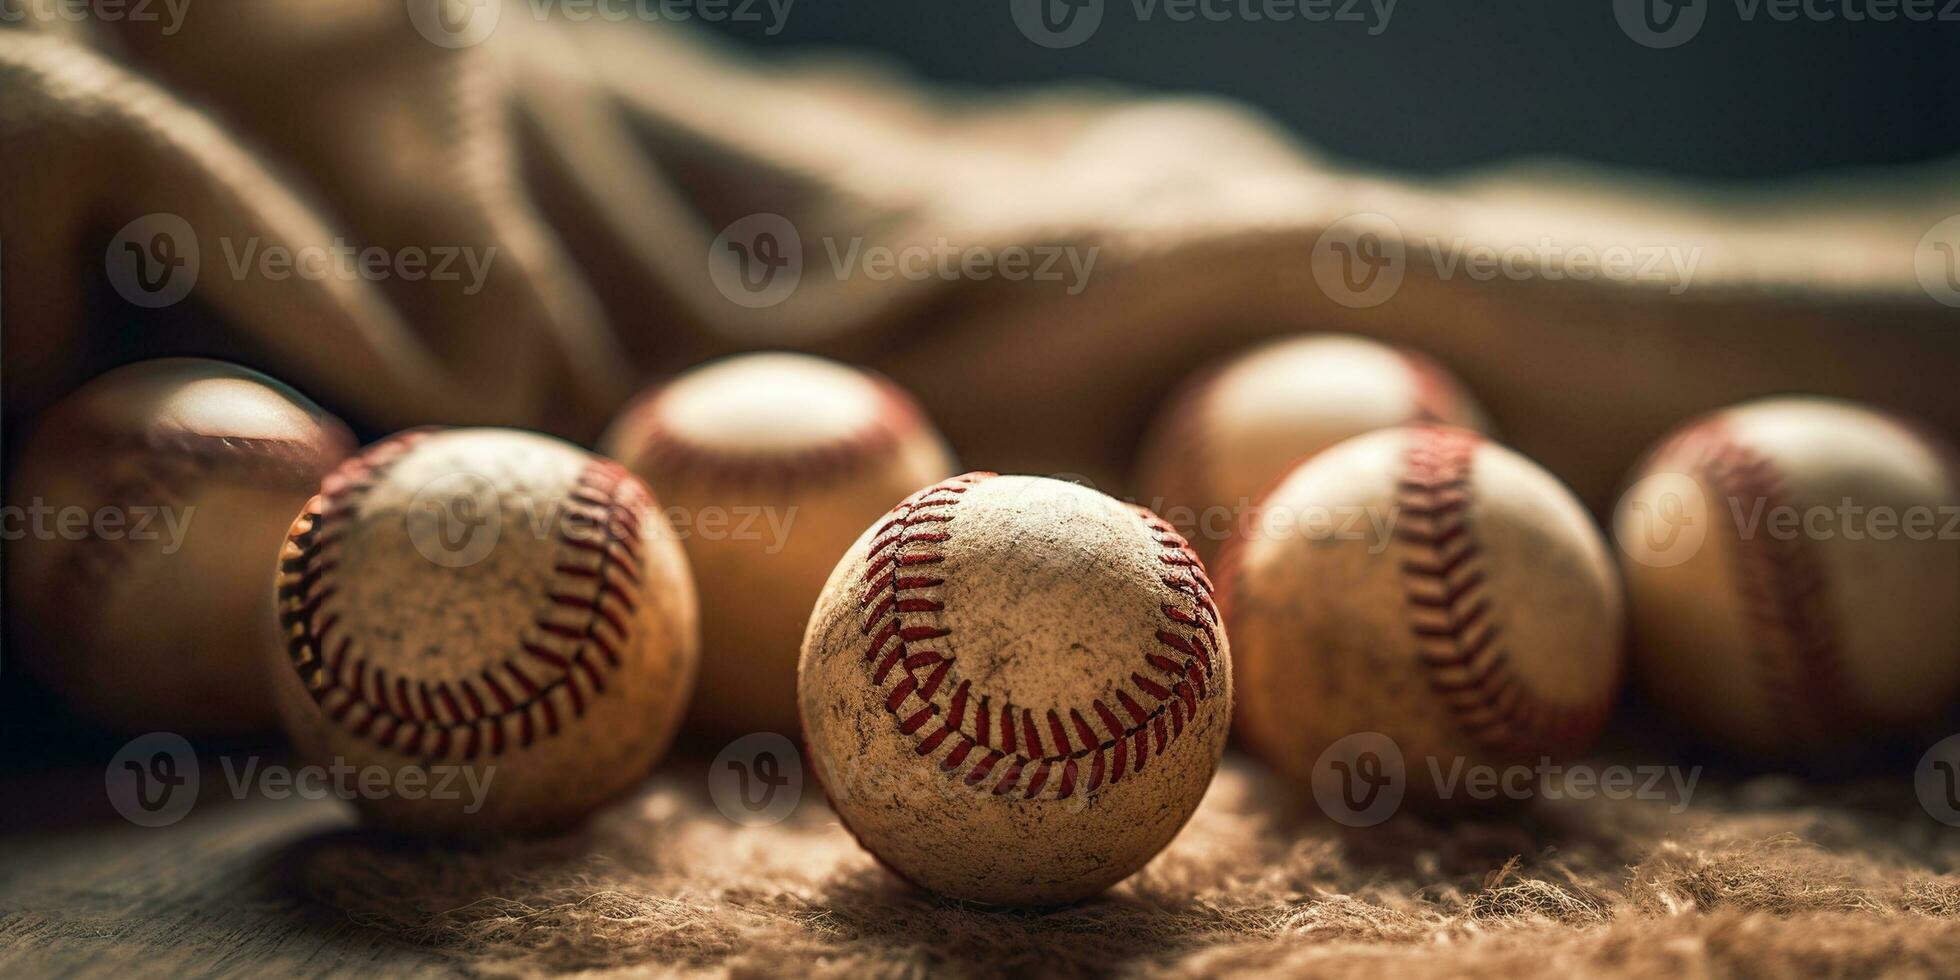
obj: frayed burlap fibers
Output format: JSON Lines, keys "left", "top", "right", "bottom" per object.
{"left": 3, "top": 753, "right": 1957, "bottom": 977}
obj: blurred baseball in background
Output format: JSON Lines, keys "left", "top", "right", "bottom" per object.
{"left": 1135, "top": 334, "right": 1489, "bottom": 562}
{"left": 4, "top": 358, "right": 354, "bottom": 734}
{"left": 601, "top": 353, "right": 955, "bottom": 738}
{"left": 1616, "top": 397, "right": 1960, "bottom": 758}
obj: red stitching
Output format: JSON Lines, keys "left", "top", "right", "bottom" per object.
{"left": 855, "top": 472, "right": 1221, "bottom": 801}
{"left": 277, "top": 431, "right": 651, "bottom": 761}
{"left": 1396, "top": 427, "right": 1606, "bottom": 755}
{"left": 622, "top": 372, "right": 927, "bottom": 487}
{"left": 1669, "top": 418, "right": 1852, "bottom": 733}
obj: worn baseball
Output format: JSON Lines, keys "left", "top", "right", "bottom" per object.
{"left": 1228, "top": 427, "right": 1622, "bottom": 805}
{"left": 1616, "top": 397, "right": 1960, "bottom": 757}
{"left": 4, "top": 358, "right": 354, "bottom": 733}
{"left": 1136, "top": 334, "right": 1490, "bottom": 561}
{"left": 599, "top": 353, "right": 955, "bottom": 738}
{"left": 800, "top": 473, "right": 1232, "bottom": 905}
{"left": 270, "top": 428, "right": 700, "bottom": 835}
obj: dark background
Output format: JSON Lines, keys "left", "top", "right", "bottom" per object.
{"left": 697, "top": 0, "right": 1960, "bottom": 178}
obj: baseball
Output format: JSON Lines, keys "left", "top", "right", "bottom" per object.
{"left": 4, "top": 358, "right": 355, "bottom": 734}
{"left": 600, "top": 352, "right": 955, "bottom": 738}
{"left": 1228, "top": 426, "right": 1623, "bottom": 805}
{"left": 269, "top": 428, "right": 700, "bottom": 835}
{"left": 1135, "top": 333, "right": 1490, "bottom": 561}
{"left": 799, "top": 473, "right": 1232, "bottom": 905}
{"left": 1615, "top": 397, "right": 1960, "bottom": 757}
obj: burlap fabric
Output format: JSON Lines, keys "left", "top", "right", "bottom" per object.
{"left": 3, "top": 3, "right": 1956, "bottom": 507}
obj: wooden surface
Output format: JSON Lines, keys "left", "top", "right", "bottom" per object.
{"left": 0, "top": 764, "right": 457, "bottom": 979}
